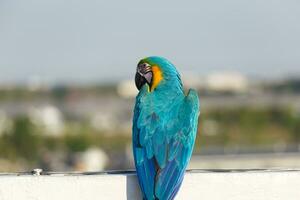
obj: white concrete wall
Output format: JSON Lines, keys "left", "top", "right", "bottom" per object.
{"left": 0, "top": 169, "right": 299, "bottom": 200}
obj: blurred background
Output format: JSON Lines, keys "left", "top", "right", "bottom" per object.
{"left": 0, "top": 0, "right": 300, "bottom": 172}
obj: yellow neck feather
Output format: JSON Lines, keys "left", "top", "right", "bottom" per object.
{"left": 150, "top": 65, "right": 163, "bottom": 92}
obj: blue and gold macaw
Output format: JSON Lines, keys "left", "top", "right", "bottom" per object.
{"left": 132, "top": 56, "right": 200, "bottom": 200}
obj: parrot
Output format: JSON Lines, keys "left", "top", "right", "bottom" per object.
{"left": 132, "top": 56, "right": 200, "bottom": 200}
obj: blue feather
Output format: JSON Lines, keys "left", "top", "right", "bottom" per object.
{"left": 133, "top": 57, "right": 200, "bottom": 200}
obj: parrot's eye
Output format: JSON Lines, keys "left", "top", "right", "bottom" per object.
{"left": 135, "top": 62, "right": 153, "bottom": 90}
{"left": 140, "top": 63, "right": 149, "bottom": 68}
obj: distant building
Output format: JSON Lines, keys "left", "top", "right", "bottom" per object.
{"left": 74, "top": 148, "right": 108, "bottom": 171}
{"left": 117, "top": 80, "right": 138, "bottom": 98}
{"left": 90, "top": 112, "right": 117, "bottom": 132}
{"left": 28, "top": 105, "right": 64, "bottom": 136}
{"left": 90, "top": 110, "right": 132, "bottom": 134}
{"left": 206, "top": 71, "right": 248, "bottom": 93}
{"left": 26, "top": 76, "right": 49, "bottom": 91}
{"left": 181, "top": 71, "right": 205, "bottom": 89}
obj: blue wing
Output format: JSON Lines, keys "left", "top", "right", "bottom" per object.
{"left": 133, "top": 89, "right": 199, "bottom": 200}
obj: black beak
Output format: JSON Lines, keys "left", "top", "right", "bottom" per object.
{"left": 135, "top": 63, "right": 153, "bottom": 90}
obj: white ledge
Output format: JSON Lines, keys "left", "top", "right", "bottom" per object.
{"left": 0, "top": 169, "right": 299, "bottom": 200}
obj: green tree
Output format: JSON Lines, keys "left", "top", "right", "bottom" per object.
{"left": 9, "top": 116, "right": 41, "bottom": 162}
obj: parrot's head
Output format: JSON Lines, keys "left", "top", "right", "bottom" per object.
{"left": 135, "top": 56, "right": 183, "bottom": 92}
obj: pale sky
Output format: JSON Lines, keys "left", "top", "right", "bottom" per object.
{"left": 0, "top": 0, "right": 299, "bottom": 83}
